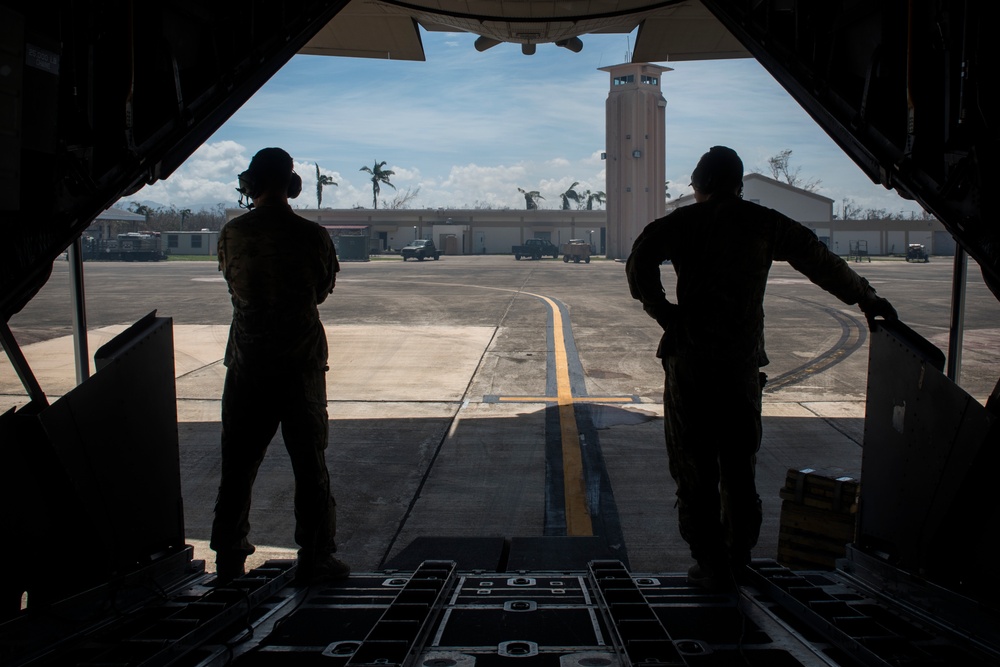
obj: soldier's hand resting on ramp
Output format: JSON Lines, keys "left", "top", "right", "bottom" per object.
{"left": 858, "top": 290, "right": 898, "bottom": 326}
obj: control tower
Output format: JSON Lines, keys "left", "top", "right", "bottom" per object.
{"left": 599, "top": 63, "right": 671, "bottom": 259}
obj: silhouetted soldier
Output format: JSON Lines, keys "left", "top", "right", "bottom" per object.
{"left": 211, "top": 147, "right": 347, "bottom": 585}
{"left": 626, "top": 146, "right": 896, "bottom": 591}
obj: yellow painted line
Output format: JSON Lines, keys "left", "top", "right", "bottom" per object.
{"left": 524, "top": 291, "right": 593, "bottom": 537}
{"left": 497, "top": 396, "right": 636, "bottom": 403}
{"left": 342, "top": 278, "right": 605, "bottom": 536}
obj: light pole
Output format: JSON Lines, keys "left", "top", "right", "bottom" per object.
{"left": 589, "top": 229, "right": 594, "bottom": 253}
{"left": 413, "top": 225, "right": 417, "bottom": 242}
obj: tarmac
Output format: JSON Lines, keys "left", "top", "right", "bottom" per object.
{"left": 2, "top": 254, "right": 998, "bottom": 576}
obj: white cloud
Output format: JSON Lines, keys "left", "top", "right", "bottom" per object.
{"left": 121, "top": 140, "right": 250, "bottom": 210}
{"left": 389, "top": 165, "right": 421, "bottom": 181}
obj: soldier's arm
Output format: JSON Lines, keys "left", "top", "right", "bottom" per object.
{"left": 217, "top": 228, "right": 229, "bottom": 277}
{"left": 626, "top": 217, "right": 678, "bottom": 328}
{"left": 315, "top": 228, "right": 337, "bottom": 304}
{"left": 775, "top": 215, "right": 894, "bottom": 320}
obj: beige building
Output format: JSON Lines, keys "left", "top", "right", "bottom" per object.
{"left": 226, "top": 207, "right": 607, "bottom": 257}
{"left": 225, "top": 173, "right": 947, "bottom": 259}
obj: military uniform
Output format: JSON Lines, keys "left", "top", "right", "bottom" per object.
{"left": 626, "top": 193, "right": 880, "bottom": 573}
{"left": 210, "top": 203, "right": 340, "bottom": 568}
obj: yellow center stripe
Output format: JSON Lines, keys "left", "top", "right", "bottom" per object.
{"left": 524, "top": 292, "right": 593, "bottom": 536}
{"left": 498, "top": 396, "right": 635, "bottom": 403}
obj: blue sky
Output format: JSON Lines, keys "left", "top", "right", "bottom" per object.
{"left": 129, "top": 28, "right": 924, "bottom": 217}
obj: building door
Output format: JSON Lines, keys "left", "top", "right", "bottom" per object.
{"left": 932, "top": 230, "right": 956, "bottom": 256}
{"left": 439, "top": 234, "right": 459, "bottom": 255}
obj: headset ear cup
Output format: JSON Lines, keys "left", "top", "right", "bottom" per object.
{"left": 288, "top": 172, "right": 302, "bottom": 199}
{"left": 238, "top": 170, "right": 258, "bottom": 199}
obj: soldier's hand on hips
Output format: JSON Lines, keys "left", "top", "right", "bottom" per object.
{"left": 644, "top": 301, "right": 679, "bottom": 330}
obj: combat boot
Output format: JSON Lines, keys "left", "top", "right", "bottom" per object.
{"left": 214, "top": 553, "right": 246, "bottom": 585}
{"left": 294, "top": 553, "right": 350, "bottom": 586}
{"left": 687, "top": 561, "right": 735, "bottom": 592}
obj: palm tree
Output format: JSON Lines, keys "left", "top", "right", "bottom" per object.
{"left": 127, "top": 201, "right": 154, "bottom": 232}
{"left": 517, "top": 187, "right": 544, "bottom": 210}
{"left": 664, "top": 181, "right": 672, "bottom": 201}
{"left": 179, "top": 208, "right": 192, "bottom": 231}
{"left": 559, "top": 182, "right": 581, "bottom": 210}
{"left": 585, "top": 190, "right": 606, "bottom": 210}
{"left": 315, "top": 163, "right": 337, "bottom": 209}
{"left": 360, "top": 160, "right": 395, "bottom": 209}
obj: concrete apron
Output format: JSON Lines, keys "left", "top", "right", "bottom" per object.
{"left": 1, "top": 323, "right": 864, "bottom": 575}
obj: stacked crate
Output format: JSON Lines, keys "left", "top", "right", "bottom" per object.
{"left": 777, "top": 467, "right": 859, "bottom": 570}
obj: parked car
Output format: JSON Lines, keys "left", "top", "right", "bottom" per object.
{"left": 512, "top": 238, "right": 559, "bottom": 260}
{"left": 561, "top": 239, "right": 592, "bottom": 263}
{"left": 401, "top": 239, "right": 441, "bottom": 261}
{"left": 905, "top": 243, "right": 929, "bottom": 262}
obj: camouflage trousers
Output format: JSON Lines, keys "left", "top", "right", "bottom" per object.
{"left": 662, "top": 355, "right": 764, "bottom": 568}
{"left": 210, "top": 364, "right": 337, "bottom": 562}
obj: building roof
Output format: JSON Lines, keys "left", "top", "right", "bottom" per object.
{"left": 320, "top": 225, "right": 371, "bottom": 232}
{"left": 229, "top": 207, "right": 608, "bottom": 225}
{"left": 664, "top": 174, "right": 834, "bottom": 214}
{"left": 743, "top": 173, "right": 834, "bottom": 204}
{"left": 96, "top": 207, "right": 146, "bottom": 222}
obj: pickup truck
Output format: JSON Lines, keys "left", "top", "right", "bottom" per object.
{"left": 401, "top": 239, "right": 441, "bottom": 261}
{"left": 512, "top": 238, "right": 559, "bottom": 260}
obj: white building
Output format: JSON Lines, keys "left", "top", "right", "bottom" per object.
{"left": 742, "top": 173, "right": 833, "bottom": 224}
{"left": 745, "top": 174, "right": 948, "bottom": 256}
{"left": 163, "top": 230, "right": 219, "bottom": 256}
{"left": 668, "top": 172, "right": 949, "bottom": 257}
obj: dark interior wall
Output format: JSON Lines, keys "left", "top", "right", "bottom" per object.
{"left": 704, "top": 0, "right": 999, "bottom": 298}
{"left": 1, "top": 314, "right": 182, "bottom": 614}
{"left": 0, "top": 1, "right": 349, "bottom": 320}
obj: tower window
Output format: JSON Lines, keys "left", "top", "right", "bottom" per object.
{"left": 641, "top": 75, "right": 658, "bottom": 85}
{"left": 613, "top": 74, "right": 635, "bottom": 85}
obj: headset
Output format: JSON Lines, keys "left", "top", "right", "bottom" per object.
{"left": 236, "top": 165, "right": 302, "bottom": 209}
